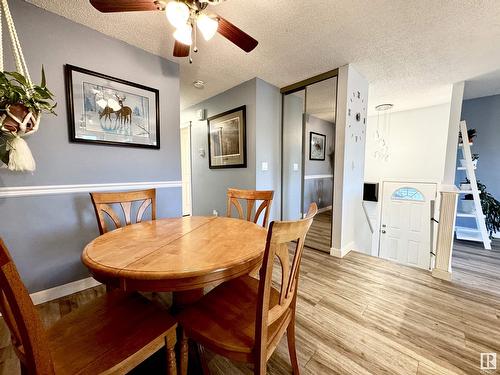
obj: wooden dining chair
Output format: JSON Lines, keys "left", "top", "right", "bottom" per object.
{"left": 226, "top": 188, "right": 274, "bottom": 228}
{"left": 178, "top": 203, "right": 318, "bottom": 375}
{"left": 0, "top": 238, "right": 178, "bottom": 375}
{"left": 90, "top": 189, "right": 156, "bottom": 234}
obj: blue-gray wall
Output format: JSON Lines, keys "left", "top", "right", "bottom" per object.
{"left": 183, "top": 79, "right": 257, "bottom": 218}
{"left": 304, "top": 115, "right": 334, "bottom": 211}
{"left": 255, "top": 78, "right": 281, "bottom": 222}
{"left": 456, "top": 94, "right": 500, "bottom": 229}
{"left": 182, "top": 78, "right": 282, "bottom": 223}
{"left": 0, "top": 0, "right": 181, "bottom": 292}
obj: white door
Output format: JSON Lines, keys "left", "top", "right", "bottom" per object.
{"left": 379, "top": 182, "right": 436, "bottom": 270}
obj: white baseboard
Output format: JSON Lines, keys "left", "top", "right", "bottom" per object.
{"left": 317, "top": 205, "right": 332, "bottom": 214}
{"left": 30, "top": 277, "right": 101, "bottom": 305}
{"left": 330, "top": 246, "right": 352, "bottom": 258}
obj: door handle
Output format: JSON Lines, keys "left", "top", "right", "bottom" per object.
{"left": 381, "top": 230, "right": 386, "bottom": 234}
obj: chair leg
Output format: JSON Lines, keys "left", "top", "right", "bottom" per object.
{"left": 166, "top": 330, "right": 177, "bottom": 375}
{"left": 287, "top": 317, "right": 300, "bottom": 374}
{"left": 179, "top": 329, "right": 189, "bottom": 375}
{"left": 197, "top": 343, "right": 210, "bottom": 375}
{"left": 20, "top": 363, "right": 29, "bottom": 375}
{"left": 254, "top": 360, "right": 266, "bottom": 375}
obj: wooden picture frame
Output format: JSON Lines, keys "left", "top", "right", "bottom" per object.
{"left": 65, "top": 64, "right": 160, "bottom": 149}
{"left": 207, "top": 106, "right": 247, "bottom": 169}
{"left": 309, "top": 132, "right": 326, "bottom": 161}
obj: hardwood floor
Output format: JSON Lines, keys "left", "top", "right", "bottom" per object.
{"left": 0, "top": 240, "right": 499, "bottom": 374}
{"left": 304, "top": 209, "right": 332, "bottom": 253}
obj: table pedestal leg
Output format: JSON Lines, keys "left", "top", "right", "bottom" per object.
{"left": 172, "top": 288, "right": 204, "bottom": 312}
{"left": 172, "top": 288, "right": 207, "bottom": 374}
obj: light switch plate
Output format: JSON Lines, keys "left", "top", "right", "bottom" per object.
{"left": 261, "top": 162, "right": 268, "bottom": 171}
{"left": 293, "top": 163, "right": 299, "bottom": 171}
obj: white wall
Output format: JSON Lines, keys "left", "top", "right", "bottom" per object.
{"left": 333, "top": 65, "right": 369, "bottom": 256}
{"left": 363, "top": 102, "right": 452, "bottom": 256}
{"left": 365, "top": 103, "right": 452, "bottom": 184}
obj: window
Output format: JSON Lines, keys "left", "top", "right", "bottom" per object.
{"left": 391, "top": 187, "right": 425, "bottom": 201}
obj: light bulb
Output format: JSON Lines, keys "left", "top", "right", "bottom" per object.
{"left": 197, "top": 14, "right": 218, "bottom": 41}
{"left": 174, "top": 23, "right": 193, "bottom": 46}
{"left": 166, "top": 1, "right": 190, "bottom": 29}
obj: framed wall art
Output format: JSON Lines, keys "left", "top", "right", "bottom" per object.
{"left": 65, "top": 64, "right": 160, "bottom": 149}
{"left": 207, "top": 105, "right": 247, "bottom": 169}
{"left": 309, "top": 132, "right": 326, "bottom": 160}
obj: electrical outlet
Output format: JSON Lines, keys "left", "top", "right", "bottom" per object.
{"left": 261, "top": 162, "right": 268, "bottom": 171}
{"left": 212, "top": 209, "right": 218, "bottom": 216}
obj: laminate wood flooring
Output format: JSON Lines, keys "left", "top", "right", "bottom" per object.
{"left": 0, "top": 240, "right": 499, "bottom": 374}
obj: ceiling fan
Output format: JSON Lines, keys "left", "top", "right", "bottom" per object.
{"left": 89, "top": 0, "right": 259, "bottom": 63}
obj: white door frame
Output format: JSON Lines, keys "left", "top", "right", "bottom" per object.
{"left": 378, "top": 180, "right": 438, "bottom": 269}
{"left": 180, "top": 122, "right": 192, "bottom": 216}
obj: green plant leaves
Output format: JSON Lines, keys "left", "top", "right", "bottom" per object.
{"left": 0, "top": 68, "right": 56, "bottom": 115}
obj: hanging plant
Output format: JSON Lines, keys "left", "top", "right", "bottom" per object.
{"left": 0, "top": 0, "right": 57, "bottom": 172}
{"left": 0, "top": 67, "right": 56, "bottom": 170}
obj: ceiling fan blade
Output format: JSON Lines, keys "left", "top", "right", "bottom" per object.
{"left": 217, "top": 17, "right": 258, "bottom": 53}
{"left": 173, "top": 41, "right": 190, "bottom": 57}
{"left": 89, "top": 0, "right": 160, "bottom": 13}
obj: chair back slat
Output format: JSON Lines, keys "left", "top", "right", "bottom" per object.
{"left": 90, "top": 189, "right": 156, "bottom": 234}
{"left": 255, "top": 203, "right": 317, "bottom": 341}
{"left": 0, "top": 239, "right": 54, "bottom": 374}
{"left": 226, "top": 188, "right": 274, "bottom": 228}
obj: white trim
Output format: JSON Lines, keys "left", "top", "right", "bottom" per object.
{"left": 330, "top": 244, "right": 353, "bottom": 258}
{"left": 317, "top": 205, "right": 332, "bottom": 214}
{"left": 30, "top": 277, "right": 101, "bottom": 305}
{"left": 304, "top": 174, "right": 333, "bottom": 180}
{"left": 0, "top": 180, "right": 182, "bottom": 198}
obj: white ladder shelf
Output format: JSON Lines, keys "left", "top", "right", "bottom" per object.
{"left": 455, "top": 120, "right": 491, "bottom": 249}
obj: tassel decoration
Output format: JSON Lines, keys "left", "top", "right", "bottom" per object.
{"left": 6, "top": 135, "right": 35, "bottom": 172}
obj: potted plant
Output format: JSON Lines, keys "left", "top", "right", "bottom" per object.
{"left": 0, "top": 67, "right": 56, "bottom": 171}
{"left": 477, "top": 181, "right": 500, "bottom": 238}
{"left": 460, "top": 154, "right": 479, "bottom": 169}
{"left": 458, "top": 128, "right": 478, "bottom": 144}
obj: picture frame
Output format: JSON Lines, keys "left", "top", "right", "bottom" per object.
{"left": 207, "top": 105, "right": 247, "bottom": 169}
{"left": 65, "top": 64, "right": 160, "bottom": 149}
{"left": 309, "top": 132, "right": 326, "bottom": 161}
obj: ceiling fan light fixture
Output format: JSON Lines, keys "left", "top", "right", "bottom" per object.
{"left": 166, "top": 1, "right": 190, "bottom": 29}
{"left": 197, "top": 14, "right": 218, "bottom": 41}
{"left": 174, "top": 23, "right": 193, "bottom": 46}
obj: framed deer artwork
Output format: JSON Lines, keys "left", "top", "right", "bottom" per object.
{"left": 65, "top": 65, "right": 160, "bottom": 149}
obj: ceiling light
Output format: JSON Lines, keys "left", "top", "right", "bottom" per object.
{"left": 193, "top": 80, "right": 205, "bottom": 89}
{"left": 197, "top": 14, "right": 218, "bottom": 41}
{"left": 174, "top": 23, "right": 193, "bottom": 46}
{"left": 375, "top": 103, "right": 394, "bottom": 111}
{"left": 166, "top": 1, "right": 190, "bottom": 29}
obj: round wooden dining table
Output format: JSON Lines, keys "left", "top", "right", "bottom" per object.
{"left": 82, "top": 216, "right": 268, "bottom": 307}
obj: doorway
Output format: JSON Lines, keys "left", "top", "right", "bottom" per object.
{"left": 379, "top": 182, "right": 436, "bottom": 269}
{"left": 281, "top": 71, "right": 338, "bottom": 253}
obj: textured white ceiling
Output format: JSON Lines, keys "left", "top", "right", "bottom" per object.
{"left": 26, "top": 0, "right": 500, "bottom": 112}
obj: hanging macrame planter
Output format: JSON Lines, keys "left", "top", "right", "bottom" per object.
{"left": 0, "top": 0, "right": 56, "bottom": 172}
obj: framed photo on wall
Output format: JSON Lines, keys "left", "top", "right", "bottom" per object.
{"left": 207, "top": 105, "right": 247, "bottom": 169}
{"left": 65, "top": 64, "right": 160, "bottom": 149}
{"left": 309, "top": 132, "right": 326, "bottom": 160}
